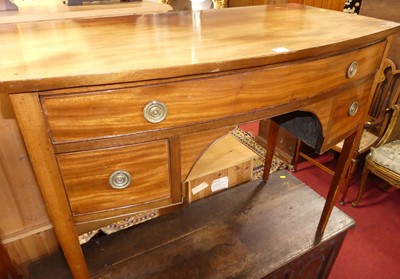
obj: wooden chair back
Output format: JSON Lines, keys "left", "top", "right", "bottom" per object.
{"left": 378, "top": 104, "right": 400, "bottom": 146}
{"left": 366, "top": 58, "right": 400, "bottom": 137}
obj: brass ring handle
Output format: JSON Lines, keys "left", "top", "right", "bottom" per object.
{"left": 347, "top": 61, "right": 358, "bottom": 78}
{"left": 348, "top": 101, "right": 359, "bottom": 116}
{"left": 143, "top": 100, "right": 168, "bottom": 123}
{"left": 109, "top": 170, "right": 132, "bottom": 189}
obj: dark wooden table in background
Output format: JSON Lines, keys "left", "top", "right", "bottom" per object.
{"left": 29, "top": 170, "right": 355, "bottom": 278}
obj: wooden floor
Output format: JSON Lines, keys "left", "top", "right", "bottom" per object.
{"left": 29, "top": 170, "right": 354, "bottom": 278}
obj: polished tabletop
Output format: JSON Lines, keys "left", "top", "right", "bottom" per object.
{"left": 1, "top": 4, "right": 399, "bottom": 93}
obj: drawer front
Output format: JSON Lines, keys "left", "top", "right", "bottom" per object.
{"left": 326, "top": 79, "right": 374, "bottom": 146}
{"left": 57, "top": 140, "right": 171, "bottom": 215}
{"left": 41, "top": 43, "right": 385, "bottom": 144}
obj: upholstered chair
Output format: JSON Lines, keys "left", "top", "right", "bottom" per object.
{"left": 352, "top": 104, "right": 400, "bottom": 207}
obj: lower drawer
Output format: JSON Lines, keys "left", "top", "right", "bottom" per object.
{"left": 56, "top": 140, "right": 172, "bottom": 216}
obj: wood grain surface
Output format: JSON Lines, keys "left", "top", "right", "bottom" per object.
{"left": 40, "top": 42, "right": 384, "bottom": 144}
{"left": 28, "top": 170, "right": 355, "bottom": 279}
{"left": 57, "top": 140, "right": 172, "bottom": 215}
{"left": 288, "top": 0, "right": 345, "bottom": 10}
{"left": 4, "top": 4, "right": 399, "bottom": 278}
{"left": 1, "top": 4, "right": 399, "bottom": 93}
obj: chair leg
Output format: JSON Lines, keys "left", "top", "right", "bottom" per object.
{"left": 339, "top": 151, "right": 359, "bottom": 206}
{"left": 352, "top": 165, "right": 370, "bottom": 207}
{"left": 339, "top": 167, "right": 351, "bottom": 206}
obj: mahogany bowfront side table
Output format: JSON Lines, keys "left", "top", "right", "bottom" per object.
{"left": 1, "top": 4, "right": 399, "bottom": 278}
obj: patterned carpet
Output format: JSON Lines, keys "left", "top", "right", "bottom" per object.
{"left": 230, "top": 128, "right": 287, "bottom": 180}
{"left": 79, "top": 128, "right": 287, "bottom": 244}
{"left": 344, "top": 0, "right": 362, "bottom": 14}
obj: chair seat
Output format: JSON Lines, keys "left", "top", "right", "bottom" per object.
{"left": 334, "top": 129, "right": 379, "bottom": 153}
{"left": 370, "top": 139, "right": 400, "bottom": 175}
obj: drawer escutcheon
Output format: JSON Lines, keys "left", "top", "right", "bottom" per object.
{"left": 347, "top": 61, "right": 358, "bottom": 78}
{"left": 348, "top": 101, "right": 359, "bottom": 117}
{"left": 109, "top": 170, "right": 132, "bottom": 189}
{"left": 143, "top": 100, "right": 168, "bottom": 123}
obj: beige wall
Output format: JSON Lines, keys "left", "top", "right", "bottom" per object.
{"left": 361, "top": 0, "right": 400, "bottom": 103}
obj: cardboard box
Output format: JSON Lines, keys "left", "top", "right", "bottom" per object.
{"left": 185, "top": 133, "right": 258, "bottom": 203}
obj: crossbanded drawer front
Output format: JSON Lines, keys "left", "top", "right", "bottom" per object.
{"left": 326, "top": 80, "right": 373, "bottom": 146}
{"left": 56, "top": 140, "right": 172, "bottom": 215}
{"left": 41, "top": 42, "right": 385, "bottom": 144}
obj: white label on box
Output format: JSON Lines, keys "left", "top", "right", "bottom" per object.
{"left": 211, "top": 176, "right": 229, "bottom": 192}
{"left": 192, "top": 182, "right": 209, "bottom": 195}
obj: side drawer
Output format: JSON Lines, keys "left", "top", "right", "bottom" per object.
{"left": 275, "top": 79, "right": 374, "bottom": 154}
{"left": 56, "top": 140, "right": 172, "bottom": 216}
{"left": 325, "top": 79, "right": 373, "bottom": 147}
{"left": 41, "top": 42, "right": 385, "bottom": 144}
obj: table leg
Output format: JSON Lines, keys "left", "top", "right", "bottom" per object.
{"left": 0, "top": 243, "right": 18, "bottom": 279}
{"left": 315, "top": 129, "right": 359, "bottom": 242}
{"left": 262, "top": 120, "right": 279, "bottom": 182}
{"left": 10, "top": 93, "right": 90, "bottom": 279}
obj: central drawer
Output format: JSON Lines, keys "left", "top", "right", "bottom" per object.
{"left": 56, "top": 140, "right": 172, "bottom": 216}
{"left": 40, "top": 42, "right": 385, "bottom": 144}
